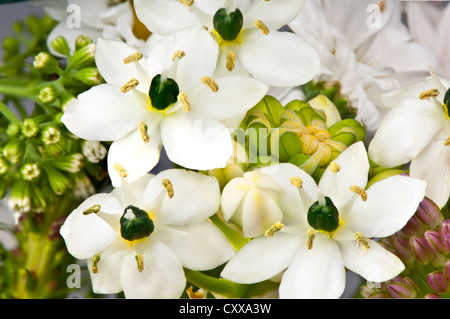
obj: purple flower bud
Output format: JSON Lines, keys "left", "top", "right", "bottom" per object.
{"left": 443, "top": 260, "right": 450, "bottom": 283}
{"left": 410, "top": 235, "right": 434, "bottom": 265}
{"left": 427, "top": 271, "right": 449, "bottom": 294}
{"left": 401, "top": 216, "right": 427, "bottom": 237}
{"left": 425, "top": 293, "right": 442, "bottom": 299}
{"left": 440, "top": 220, "right": 450, "bottom": 253}
{"left": 392, "top": 236, "right": 414, "bottom": 265}
{"left": 386, "top": 282, "right": 417, "bottom": 298}
{"left": 424, "top": 230, "right": 446, "bottom": 255}
{"left": 415, "top": 197, "right": 444, "bottom": 229}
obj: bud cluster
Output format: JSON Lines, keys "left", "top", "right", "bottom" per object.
{"left": 361, "top": 197, "right": 450, "bottom": 298}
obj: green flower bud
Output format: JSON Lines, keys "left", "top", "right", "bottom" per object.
{"left": 74, "top": 67, "right": 103, "bottom": 86}
{"left": 2, "top": 36, "right": 19, "bottom": 54}
{"left": 6, "top": 123, "right": 20, "bottom": 137}
{"left": 49, "top": 153, "right": 84, "bottom": 173}
{"left": 44, "top": 166, "right": 72, "bottom": 195}
{"left": 0, "top": 157, "right": 9, "bottom": 175}
{"left": 20, "top": 163, "right": 40, "bottom": 181}
{"left": 21, "top": 118, "right": 39, "bottom": 138}
{"left": 307, "top": 196, "right": 340, "bottom": 233}
{"left": 75, "top": 34, "right": 94, "bottom": 51}
{"left": 120, "top": 205, "right": 154, "bottom": 241}
{"left": 308, "top": 94, "right": 342, "bottom": 127}
{"left": 328, "top": 119, "right": 366, "bottom": 146}
{"left": 69, "top": 43, "right": 96, "bottom": 69}
{"left": 41, "top": 126, "right": 61, "bottom": 145}
{"left": 213, "top": 8, "right": 244, "bottom": 42}
{"left": 3, "top": 139, "right": 25, "bottom": 164}
{"left": 38, "top": 86, "right": 57, "bottom": 104}
{"left": 246, "top": 95, "right": 284, "bottom": 127}
{"left": 149, "top": 74, "right": 180, "bottom": 110}
{"left": 278, "top": 131, "right": 302, "bottom": 162}
{"left": 50, "top": 36, "right": 71, "bottom": 56}
{"left": 33, "top": 52, "right": 60, "bottom": 74}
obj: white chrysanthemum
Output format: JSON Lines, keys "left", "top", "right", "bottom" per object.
{"left": 221, "top": 142, "right": 427, "bottom": 298}
{"left": 369, "top": 70, "right": 450, "bottom": 209}
{"left": 60, "top": 169, "right": 235, "bottom": 299}
{"left": 134, "top": 0, "right": 321, "bottom": 87}
{"left": 61, "top": 27, "right": 269, "bottom": 186}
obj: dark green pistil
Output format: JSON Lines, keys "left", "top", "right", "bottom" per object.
{"left": 307, "top": 197, "right": 340, "bottom": 233}
{"left": 213, "top": 8, "right": 243, "bottom": 42}
{"left": 149, "top": 74, "right": 180, "bottom": 111}
{"left": 444, "top": 87, "right": 450, "bottom": 109}
{"left": 120, "top": 205, "right": 154, "bottom": 241}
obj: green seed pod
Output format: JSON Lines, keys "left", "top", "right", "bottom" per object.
{"left": 307, "top": 196, "right": 340, "bottom": 233}
{"left": 149, "top": 74, "right": 180, "bottom": 110}
{"left": 120, "top": 205, "right": 154, "bottom": 241}
{"left": 213, "top": 8, "right": 244, "bottom": 42}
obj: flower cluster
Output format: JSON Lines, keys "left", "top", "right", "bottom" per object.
{"left": 0, "top": 0, "right": 449, "bottom": 299}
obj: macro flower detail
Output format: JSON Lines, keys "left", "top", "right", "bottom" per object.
{"left": 221, "top": 142, "right": 427, "bottom": 298}
{"left": 60, "top": 169, "right": 235, "bottom": 298}
{"left": 61, "top": 28, "right": 269, "bottom": 186}
{"left": 134, "top": 0, "right": 321, "bottom": 87}
{"left": 368, "top": 70, "right": 450, "bottom": 208}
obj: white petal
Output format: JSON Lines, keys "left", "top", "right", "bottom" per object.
{"left": 144, "top": 169, "right": 221, "bottom": 225}
{"left": 61, "top": 84, "right": 151, "bottom": 141}
{"left": 134, "top": 0, "right": 201, "bottom": 36}
{"left": 244, "top": 0, "right": 305, "bottom": 30}
{"left": 60, "top": 194, "right": 122, "bottom": 259}
{"left": 319, "top": 142, "right": 370, "bottom": 209}
{"left": 368, "top": 99, "right": 444, "bottom": 168}
{"left": 339, "top": 239, "right": 405, "bottom": 283}
{"left": 220, "top": 232, "right": 303, "bottom": 284}
{"left": 95, "top": 38, "right": 151, "bottom": 94}
{"left": 410, "top": 130, "right": 450, "bottom": 209}
{"left": 164, "top": 221, "right": 235, "bottom": 271}
{"left": 279, "top": 235, "right": 345, "bottom": 299}
{"left": 188, "top": 76, "right": 269, "bottom": 123}
{"left": 241, "top": 188, "right": 284, "bottom": 238}
{"left": 221, "top": 177, "right": 250, "bottom": 222}
{"left": 107, "top": 124, "right": 163, "bottom": 187}
{"left": 238, "top": 29, "right": 320, "bottom": 87}
{"left": 348, "top": 175, "right": 427, "bottom": 238}
{"left": 120, "top": 241, "right": 186, "bottom": 298}
{"left": 161, "top": 111, "right": 232, "bottom": 170}
{"left": 146, "top": 25, "right": 218, "bottom": 90}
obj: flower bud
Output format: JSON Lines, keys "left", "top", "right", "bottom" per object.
{"left": 75, "top": 34, "right": 93, "bottom": 50}
{"left": 0, "top": 157, "right": 9, "bottom": 175}
{"left": 46, "top": 167, "right": 71, "bottom": 195}
{"left": 400, "top": 215, "right": 427, "bottom": 238}
{"left": 50, "top": 36, "right": 70, "bottom": 56}
{"left": 386, "top": 280, "right": 417, "bottom": 298}
{"left": 425, "top": 293, "right": 442, "bottom": 299}
{"left": 424, "top": 230, "right": 446, "bottom": 255}
{"left": 392, "top": 236, "right": 415, "bottom": 265}
{"left": 82, "top": 141, "right": 107, "bottom": 164}
{"left": 415, "top": 197, "right": 444, "bottom": 229}
{"left": 439, "top": 220, "right": 450, "bottom": 253}
{"left": 410, "top": 235, "right": 435, "bottom": 265}
{"left": 69, "top": 43, "right": 96, "bottom": 69}
{"left": 38, "top": 86, "right": 57, "bottom": 104}
{"left": 41, "top": 126, "right": 61, "bottom": 145}
{"left": 3, "top": 139, "right": 25, "bottom": 164}
{"left": 6, "top": 123, "right": 20, "bottom": 137}
{"left": 50, "top": 153, "right": 84, "bottom": 173}
{"left": 33, "top": 52, "right": 59, "bottom": 74}
{"left": 427, "top": 271, "right": 449, "bottom": 294}
{"left": 74, "top": 67, "right": 103, "bottom": 86}
{"left": 308, "top": 94, "right": 342, "bottom": 127}
{"left": 21, "top": 118, "right": 39, "bottom": 138}
{"left": 328, "top": 119, "right": 366, "bottom": 146}
{"left": 20, "top": 163, "right": 40, "bottom": 181}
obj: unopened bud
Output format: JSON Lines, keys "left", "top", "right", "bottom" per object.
{"left": 33, "top": 52, "right": 59, "bottom": 74}
{"left": 386, "top": 280, "right": 417, "bottom": 298}
{"left": 0, "top": 157, "right": 9, "bottom": 175}
{"left": 51, "top": 153, "right": 84, "bottom": 173}
{"left": 74, "top": 67, "right": 103, "bottom": 86}
{"left": 82, "top": 141, "right": 107, "bottom": 163}
{"left": 415, "top": 197, "right": 444, "bottom": 229}
{"left": 6, "top": 123, "right": 20, "bottom": 137}
{"left": 50, "top": 36, "right": 70, "bottom": 56}
{"left": 75, "top": 34, "right": 93, "bottom": 50}
{"left": 439, "top": 220, "right": 450, "bottom": 253}
{"left": 410, "top": 235, "right": 435, "bottom": 265}
{"left": 21, "top": 118, "right": 39, "bottom": 138}
{"left": 424, "top": 230, "right": 446, "bottom": 255}
{"left": 427, "top": 271, "right": 449, "bottom": 294}
{"left": 392, "top": 236, "right": 415, "bottom": 265}
{"left": 20, "top": 163, "right": 40, "bottom": 181}
{"left": 69, "top": 43, "right": 96, "bottom": 69}
{"left": 41, "top": 126, "right": 61, "bottom": 145}
{"left": 39, "top": 86, "right": 57, "bottom": 104}
{"left": 3, "top": 139, "right": 25, "bottom": 164}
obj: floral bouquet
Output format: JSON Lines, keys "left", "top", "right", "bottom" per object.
{"left": 0, "top": 0, "right": 449, "bottom": 301}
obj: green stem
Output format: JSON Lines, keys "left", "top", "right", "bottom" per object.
{"left": 0, "top": 100, "right": 21, "bottom": 124}
{"left": 210, "top": 213, "right": 250, "bottom": 251}
{"left": 0, "top": 82, "right": 38, "bottom": 101}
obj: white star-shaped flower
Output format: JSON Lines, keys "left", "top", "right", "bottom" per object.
{"left": 60, "top": 168, "right": 235, "bottom": 298}
{"left": 221, "top": 142, "right": 427, "bottom": 298}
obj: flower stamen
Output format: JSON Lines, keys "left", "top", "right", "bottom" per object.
{"left": 329, "top": 162, "right": 341, "bottom": 173}
{"left": 113, "top": 163, "right": 129, "bottom": 178}
{"left": 350, "top": 185, "right": 368, "bottom": 201}
{"left": 306, "top": 228, "right": 316, "bottom": 250}
{"left": 419, "top": 89, "right": 440, "bottom": 100}
{"left": 201, "top": 76, "right": 219, "bottom": 92}
{"left": 179, "top": 0, "right": 194, "bottom": 6}
{"left": 172, "top": 50, "right": 186, "bottom": 61}
{"left": 162, "top": 178, "right": 174, "bottom": 199}
{"left": 123, "top": 52, "right": 143, "bottom": 64}
{"left": 83, "top": 204, "right": 101, "bottom": 215}
{"left": 355, "top": 232, "right": 370, "bottom": 252}
{"left": 135, "top": 253, "right": 144, "bottom": 273}
{"left": 264, "top": 222, "right": 285, "bottom": 237}
{"left": 254, "top": 20, "right": 269, "bottom": 35}
{"left": 120, "top": 78, "right": 139, "bottom": 93}
{"left": 290, "top": 176, "right": 303, "bottom": 188}
{"left": 178, "top": 92, "right": 190, "bottom": 113}
{"left": 92, "top": 253, "right": 101, "bottom": 273}
{"left": 444, "top": 137, "right": 450, "bottom": 146}
{"left": 226, "top": 51, "right": 236, "bottom": 71}
{"left": 138, "top": 122, "right": 150, "bottom": 143}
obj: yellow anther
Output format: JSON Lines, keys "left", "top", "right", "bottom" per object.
{"left": 186, "top": 286, "right": 205, "bottom": 299}
{"left": 113, "top": 163, "right": 129, "bottom": 178}
{"left": 92, "top": 253, "right": 101, "bottom": 274}
{"left": 178, "top": 92, "right": 190, "bottom": 113}
{"left": 135, "top": 253, "right": 144, "bottom": 273}
{"left": 290, "top": 176, "right": 303, "bottom": 188}
{"left": 329, "top": 162, "right": 341, "bottom": 173}
{"left": 306, "top": 228, "right": 316, "bottom": 250}
{"left": 162, "top": 178, "right": 174, "bottom": 199}
{"left": 179, "top": 0, "right": 194, "bottom": 6}
{"left": 123, "top": 52, "right": 143, "bottom": 64}
{"left": 444, "top": 137, "right": 450, "bottom": 146}
{"left": 355, "top": 232, "right": 370, "bottom": 251}
{"left": 350, "top": 185, "right": 368, "bottom": 201}
{"left": 172, "top": 50, "right": 185, "bottom": 61}
{"left": 419, "top": 89, "right": 440, "bottom": 100}
{"left": 139, "top": 121, "right": 150, "bottom": 143}
{"left": 254, "top": 20, "right": 269, "bottom": 35}
{"left": 226, "top": 51, "right": 236, "bottom": 71}
{"left": 120, "top": 78, "right": 139, "bottom": 93}
{"left": 201, "top": 76, "right": 219, "bottom": 92}
{"left": 82, "top": 204, "right": 101, "bottom": 215}
{"left": 264, "top": 222, "right": 285, "bottom": 237}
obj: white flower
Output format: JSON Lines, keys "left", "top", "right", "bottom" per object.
{"left": 134, "top": 0, "right": 321, "bottom": 87}
{"left": 221, "top": 142, "right": 427, "bottom": 298}
{"left": 288, "top": 0, "right": 439, "bottom": 134}
{"left": 61, "top": 27, "right": 269, "bottom": 186}
{"left": 368, "top": 70, "right": 450, "bottom": 209}
{"left": 37, "top": 0, "right": 152, "bottom": 55}
{"left": 60, "top": 169, "right": 235, "bottom": 298}
{"left": 404, "top": 1, "right": 450, "bottom": 77}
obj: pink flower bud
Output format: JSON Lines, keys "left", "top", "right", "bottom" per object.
{"left": 392, "top": 236, "right": 414, "bottom": 265}
{"left": 386, "top": 281, "right": 417, "bottom": 298}
{"left": 410, "top": 235, "right": 434, "bottom": 265}
{"left": 415, "top": 197, "right": 444, "bottom": 229}
{"left": 440, "top": 220, "right": 450, "bottom": 253}
{"left": 424, "top": 230, "right": 446, "bottom": 255}
{"left": 401, "top": 216, "right": 427, "bottom": 237}
{"left": 427, "top": 271, "right": 449, "bottom": 294}
{"left": 443, "top": 260, "right": 450, "bottom": 283}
